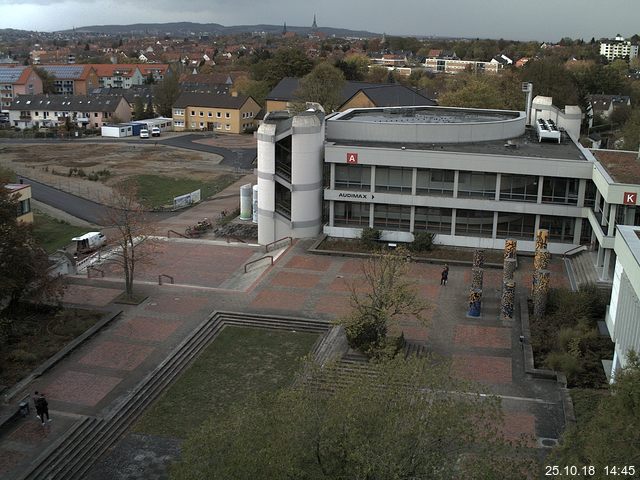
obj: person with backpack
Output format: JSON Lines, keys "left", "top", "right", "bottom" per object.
{"left": 36, "top": 392, "right": 51, "bottom": 425}
{"left": 440, "top": 264, "right": 449, "bottom": 286}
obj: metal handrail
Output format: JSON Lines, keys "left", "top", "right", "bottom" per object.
{"left": 167, "top": 229, "right": 188, "bottom": 238}
{"left": 244, "top": 255, "right": 274, "bottom": 273}
{"left": 264, "top": 236, "right": 292, "bottom": 253}
{"left": 562, "top": 244, "right": 588, "bottom": 259}
{"left": 158, "top": 274, "right": 174, "bottom": 285}
{"left": 87, "top": 266, "right": 104, "bottom": 278}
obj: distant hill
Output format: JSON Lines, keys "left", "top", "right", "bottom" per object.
{"left": 61, "top": 22, "right": 379, "bottom": 38}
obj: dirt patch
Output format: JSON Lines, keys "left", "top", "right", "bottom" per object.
{"left": 0, "top": 143, "right": 226, "bottom": 203}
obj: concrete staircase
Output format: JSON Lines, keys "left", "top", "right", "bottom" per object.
{"left": 18, "top": 312, "right": 329, "bottom": 480}
{"left": 564, "top": 251, "right": 612, "bottom": 295}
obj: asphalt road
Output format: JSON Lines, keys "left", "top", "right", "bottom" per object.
{"left": 158, "top": 134, "right": 257, "bottom": 170}
{"left": 18, "top": 176, "right": 175, "bottom": 226}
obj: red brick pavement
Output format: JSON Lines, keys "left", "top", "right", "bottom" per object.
{"left": 270, "top": 271, "right": 322, "bottom": 289}
{"left": 113, "top": 316, "right": 182, "bottom": 342}
{"left": 501, "top": 411, "right": 537, "bottom": 446}
{"left": 285, "top": 255, "right": 333, "bottom": 271}
{"left": 452, "top": 355, "right": 512, "bottom": 384}
{"left": 0, "top": 449, "right": 27, "bottom": 476}
{"left": 313, "top": 294, "right": 352, "bottom": 317}
{"left": 7, "top": 420, "right": 52, "bottom": 443}
{"left": 62, "top": 285, "right": 122, "bottom": 307}
{"left": 339, "top": 259, "right": 365, "bottom": 274}
{"left": 79, "top": 341, "right": 155, "bottom": 371}
{"left": 250, "top": 289, "right": 307, "bottom": 311}
{"left": 43, "top": 371, "right": 122, "bottom": 406}
{"left": 143, "top": 295, "right": 211, "bottom": 315}
{"left": 454, "top": 325, "right": 511, "bottom": 349}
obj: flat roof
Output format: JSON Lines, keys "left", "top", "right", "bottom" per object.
{"left": 330, "top": 127, "right": 587, "bottom": 161}
{"left": 335, "top": 106, "right": 520, "bottom": 124}
{"left": 590, "top": 149, "right": 640, "bottom": 184}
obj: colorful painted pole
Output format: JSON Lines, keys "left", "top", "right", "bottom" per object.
{"left": 473, "top": 249, "right": 485, "bottom": 268}
{"left": 501, "top": 280, "right": 516, "bottom": 320}
{"left": 504, "top": 238, "right": 517, "bottom": 260}
{"left": 471, "top": 267, "right": 484, "bottom": 290}
{"left": 503, "top": 258, "right": 517, "bottom": 282}
{"left": 533, "top": 269, "right": 551, "bottom": 318}
{"left": 468, "top": 288, "right": 482, "bottom": 317}
{"left": 535, "top": 229, "right": 549, "bottom": 252}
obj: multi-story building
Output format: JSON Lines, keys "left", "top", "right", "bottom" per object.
{"left": 423, "top": 57, "right": 501, "bottom": 74}
{"left": 599, "top": 34, "right": 639, "bottom": 61}
{"left": 172, "top": 92, "right": 260, "bottom": 133}
{"left": 92, "top": 64, "right": 145, "bottom": 89}
{"left": 137, "top": 64, "right": 170, "bottom": 83}
{"left": 5, "top": 183, "right": 33, "bottom": 224}
{"left": 257, "top": 103, "right": 640, "bottom": 284}
{"left": 605, "top": 225, "right": 640, "bottom": 380}
{"left": 8, "top": 94, "right": 131, "bottom": 129}
{"left": 0, "top": 66, "right": 43, "bottom": 112}
{"left": 37, "top": 65, "right": 99, "bottom": 95}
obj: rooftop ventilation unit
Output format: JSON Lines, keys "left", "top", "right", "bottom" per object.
{"left": 535, "top": 118, "right": 561, "bottom": 143}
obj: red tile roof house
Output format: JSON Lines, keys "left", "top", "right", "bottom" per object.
{"left": 91, "top": 64, "right": 145, "bottom": 89}
{"left": 8, "top": 94, "right": 131, "bottom": 130}
{"left": 0, "top": 65, "right": 43, "bottom": 112}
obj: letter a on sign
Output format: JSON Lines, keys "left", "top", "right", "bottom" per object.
{"left": 623, "top": 192, "right": 637, "bottom": 205}
{"left": 346, "top": 152, "right": 358, "bottom": 164}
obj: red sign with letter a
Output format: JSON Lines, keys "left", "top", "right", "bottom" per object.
{"left": 623, "top": 192, "right": 637, "bottom": 205}
{"left": 346, "top": 152, "right": 358, "bottom": 164}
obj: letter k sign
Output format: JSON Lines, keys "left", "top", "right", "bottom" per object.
{"left": 623, "top": 192, "right": 637, "bottom": 205}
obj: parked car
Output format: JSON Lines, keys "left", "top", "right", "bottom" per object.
{"left": 151, "top": 127, "right": 161, "bottom": 137}
{"left": 140, "top": 128, "right": 149, "bottom": 138}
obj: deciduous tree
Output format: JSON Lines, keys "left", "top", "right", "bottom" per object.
{"left": 171, "top": 356, "right": 535, "bottom": 480}
{"left": 153, "top": 73, "right": 181, "bottom": 117}
{"left": 338, "top": 248, "right": 428, "bottom": 358}
{"left": 294, "top": 62, "right": 346, "bottom": 112}
{"left": 101, "top": 183, "right": 156, "bottom": 299}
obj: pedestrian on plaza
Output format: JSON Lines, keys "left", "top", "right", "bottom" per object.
{"left": 37, "top": 392, "right": 51, "bottom": 425}
{"left": 440, "top": 264, "right": 449, "bottom": 286}
{"left": 33, "top": 391, "right": 43, "bottom": 421}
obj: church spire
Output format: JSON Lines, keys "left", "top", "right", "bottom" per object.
{"left": 282, "top": 21, "right": 287, "bottom": 35}
{"left": 312, "top": 14, "right": 317, "bottom": 30}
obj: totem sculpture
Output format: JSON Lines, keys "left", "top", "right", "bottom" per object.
{"left": 471, "top": 267, "right": 484, "bottom": 290}
{"left": 535, "top": 229, "right": 549, "bottom": 252}
{"left": 473, "top": 249, "right": 485, "bottom": 268}
{"left": 533, "top": 269, "right": 551, "bottom": 318}
{"left": 468, "top": 288, "right": 482, "bottom": 317}
{"left": 501, "top": 281, "right": 516, "bottom": 320}
{"left": 504, "top": 258, "right": 517, "bottom": 282}
{"left": 504, "top": 238, "right": 517, "bottom": 260}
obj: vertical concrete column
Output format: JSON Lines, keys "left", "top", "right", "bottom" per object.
{"left": 533, "top": 269, "right": 550, "bottom": 318}
{"left": 409, "top": 206, "right": 415, "bottom": 233}
{"left": 329, "top": 201, "right": 335, "bottom": 227}
{"left": 573, "top": 218, "right": 583, "bottom": 245}
{"left": 450, "top": 209, "right": 457, "bottom": 236}
{"left": 537, "top": 175, "right": 544, "bottom": 203}
{"left": 577, "top": 179, "right": 586, "bottom": 208}
{"left": 453, "top": 170, "right": 459, "bottom": 198}
{"left": 495, "top": 173, "right": 501, "bottom": 201}
{"left": 492, "top": 212, "right": 498, "bottom": 239}
{"left": 370, "top": 165, "right": 376, "bottom": 193}
{"left": 607, "top": 204, "right": 617, "bottom": 236}
{"left": 602, "top": 249, "right": 612, "bottom": 281}
{"left": 329, "top": 163, "right": 335, "bottom": 189}
{"left": 411, "top": 168, "right": 417, "bottom": 196}
{"left": 501, "top": 281, "right": 516, "bottom": 320}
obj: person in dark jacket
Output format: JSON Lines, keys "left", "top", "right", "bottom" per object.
{"left": 440, "top": 264, "right": 449, "bottom": 286}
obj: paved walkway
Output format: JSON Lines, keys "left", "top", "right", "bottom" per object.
{"left": 0, "top": 239, "right": 571, "bottom": 479}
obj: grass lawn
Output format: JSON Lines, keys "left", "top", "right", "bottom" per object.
{"left": 133, "top": 326, "right": 319, "bottom": 439}
{"left": 123, "top": 174, "right": 240, "bottom": 209}
{"left": 32, "top": 211, "right": 88, "bottom": 253}
{"left": 0, "top": 307, "right": 103, "bottom": 387}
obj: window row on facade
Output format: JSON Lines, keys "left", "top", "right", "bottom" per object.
{"left": 332, "top": 201, "right": 592, "bottom": 243}
{"left": 333, "top": 165, "right": 592, "bottom": 206}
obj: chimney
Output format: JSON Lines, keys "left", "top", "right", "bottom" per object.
{"left": 231, "top": 91, "right": 238, "bottom": 97}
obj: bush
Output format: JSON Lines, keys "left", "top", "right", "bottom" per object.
{"left": 410, "top": 231, "right": 434, "bottom": 253}
{"left": 8, "top": 349, "right": 38, "bottom": 363}
{"left": 545, "top": 351, "right": 583, "bottom": 383}
{"left": 360, "top": 227, "right": 381, "bottom": 249}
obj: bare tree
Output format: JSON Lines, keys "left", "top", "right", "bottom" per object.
{"left": 102, "top": 183, "right": 156, "bottom": 299}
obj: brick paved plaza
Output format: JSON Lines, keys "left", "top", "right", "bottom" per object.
{"left": 0, "top": 237, "right": 570, "bottom": 479}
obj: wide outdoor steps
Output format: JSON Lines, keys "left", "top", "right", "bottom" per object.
{"left": 18, "top": 312, "right": 330, "bottom": 480}
{"left": 565, "top": 251, "right": 612, "bottom": 294}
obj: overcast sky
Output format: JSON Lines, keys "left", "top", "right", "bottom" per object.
{"left": 1, "top": 0, "right": 638, "bottom": 41}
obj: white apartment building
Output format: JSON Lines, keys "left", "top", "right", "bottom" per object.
{"left": 600, "top": 35, "right": 639, "bottom": 61}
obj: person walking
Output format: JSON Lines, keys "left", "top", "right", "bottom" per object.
{"left": 33, "top": 391, "right": 43, "bottom": 422}
{"left": 37, "top": 392, "right": 51, "bottom": 425}
{"left": 440, "top": 264, "right": 449, "bottom": 286}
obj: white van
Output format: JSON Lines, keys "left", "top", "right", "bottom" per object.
{"left": 151, "top": 127, "right": 161, "bottom": 137}
{"left": 140, "top": 128, "right": 149, "bottom": 138}
{"left": 72, "top": 232, "right": 106, "bottom": 254}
